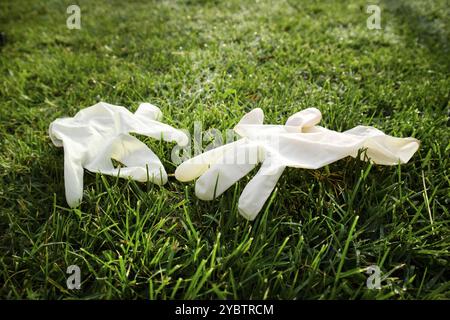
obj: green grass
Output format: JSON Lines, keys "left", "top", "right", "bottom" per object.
{"left": 0, "top": 0, "right": 449, "bottom": 299}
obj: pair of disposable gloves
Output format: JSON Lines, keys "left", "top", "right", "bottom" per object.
{"left": 49, "top": 102, "right": 419, "bottom": 220}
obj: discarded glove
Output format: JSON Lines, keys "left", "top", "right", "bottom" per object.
{"left": 175, "top": 108, "right": 419, "bottom": 221}
{"left": 49, "top": 102, "right": 189, "bottom": 207}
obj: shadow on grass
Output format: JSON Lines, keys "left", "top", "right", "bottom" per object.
{"left": 383, "top": 0, "right": 449, "bottom": 69}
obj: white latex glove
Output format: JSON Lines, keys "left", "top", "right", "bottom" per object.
{"left": 49, "top": 101, "right": 189, "bottom": 208}
{"left": 175, "top": 108, "right": 419, "bottom": 221}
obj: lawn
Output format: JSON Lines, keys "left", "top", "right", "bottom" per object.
{"left": 0, "top": 0, "right": 449, "bottom": 299}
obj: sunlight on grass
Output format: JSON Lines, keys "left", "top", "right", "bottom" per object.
{"left": 0, "top": 0, "right": 448, "bottom": 299}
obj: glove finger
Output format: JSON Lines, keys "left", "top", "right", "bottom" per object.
{"left": 233, "top": 108, "right": 267, "bottom": 138}
{"left": 285, "top": 107, "right": 321, "bottom": 129}
{"left": 63, "top": 143, "right": 85, "bottom": 208}
{"left": 131, "top": 119, "right": 189, "bottom": 147}
{"left": 175, "top": 140, "right": 247, "bottom": 182}
{"left": 135, "top": 103, "right": 163, "bottom": 121}
{"left": 195, "top": 143, "right": 260, "bottom": 200}
{"left": 236, "top": 108, "right": 264, "bottom": 125}
{"left": 109, "top": 134, "right": 168, "bottom": 185}
{"left": 238, "top": 161, "right": 285, "bottom": 221}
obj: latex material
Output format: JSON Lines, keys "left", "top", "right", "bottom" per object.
{"left": 175, "top": 108, "right": 419, "bottom": 220}
{"left": 49, "top": 102, "right": 188, "bottom": 207}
